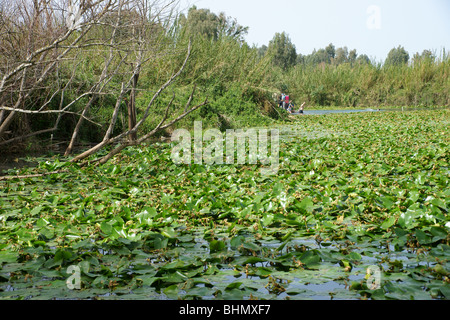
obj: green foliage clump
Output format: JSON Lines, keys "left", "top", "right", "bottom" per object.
{"left": 267, "top": 32, "right": 297, "bottom": 71}
{"left": 385, "top": 46, "right": 410, "bottom": 66}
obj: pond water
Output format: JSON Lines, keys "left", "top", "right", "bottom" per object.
{"left": 293, "top": 108, "right": 380, "bottom": 115}
{"left": 292, "top": 106, "right": 449, "bottom": 116}
{"left": 0, "top": 155, "right": 39, "bottom": 176}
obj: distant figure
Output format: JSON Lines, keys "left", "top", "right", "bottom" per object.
{"left": 285, "top": 95, "right": 290, "bottom": 110}
{"left": 288, "top": 102, "right": 295, "bottom": 113}
{"left": 298, "top": 102, "right": 306, "bottom": 114}
{"left": 287, "top": 102, "right": 293, "bottom": 114}
{"left": 278, "top": 93, "right": 284, "bottom": 108}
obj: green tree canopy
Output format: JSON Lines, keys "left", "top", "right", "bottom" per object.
{"left": 334, "top": 47, "right": 348, "bottom": 65}
{"left": 348, "top": 49, "right": 357, "bottom": 65}
{"left": 385, "top": 46, "right": 410, "bottom": 66}
{"left": 179, "top": 6, "right": 248, "bottom": 42}
{"left": 356, "top": 54, "right": 371, "bottom": 65}
{"left": 325, "top": 43, "right": 336, "bottom": 60}
{"left": 413, "top": 50, "right": 436, "bottom": 64}
{"left": 306, "top": 48, "right": 329, "bottom": 65}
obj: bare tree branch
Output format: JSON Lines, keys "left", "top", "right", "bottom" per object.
{"left": 1, "top": 0, "right": 209, "bottom": 169}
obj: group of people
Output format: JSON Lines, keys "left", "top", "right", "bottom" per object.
{"left": 278, "top": 93, "right": 306, "bottom": 114}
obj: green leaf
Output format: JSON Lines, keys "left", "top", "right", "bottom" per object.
{"left": 407, "top": 190, "right": 420, "bottom": 203}
{"left": 36, "top": 218, "right": 49, "bottom": 228}
{"left": 381, "top": 216, "right": 396, "bottom": 230}
{"left": 431, "top": 199, "right": 448, "bottom": 212}
{"left": 261, "top": 214, "right": 274, "bottom": 227}
{"left": 242, "top": 242, "right": 261, "bottom": 251}
{"left": 161, "top": 227, "right": 177, "bottom": 239}
{"left": 0, "top": 251, "right": 18, "bottom": 264}
{"left": 154, "top": 236, "right": 168, "bottom": 249}
{"left": 300, "top": 251, "right": 321, "bottom": 268}
{"left": 339, "top": 260, "right": 352, "bottom": 271}
{"left": 230, "top": 236, "right": 245, "bottom": 249}
{"left": 440, "top": 285, "right": 450, "bottom": 299}
{"left": 225, "top": 282, "right": 243, "bottom": 291}
{"left": 296, "top": 197, "right": 314, "bottom": 214}
{"left": 161, "top": 259, "right": 186, "bottom": 270}
{"left": 100, "top": 222, "right": 113, "bottom": 235}
{"left": 378, "top": 196, "right": 394, "bottom": 210}
{"left": 163, "top": 285, "right": 180, "bottom": 299}
{"left": 255, "top": 267, "right": 272, "bottom": 278}
{"left": 54, "top": 249, "right": 73, "bottom": 263}
{"left": 242, "top": 257, "right": 265, "bottom": 265}
{"left": 39, "top": 227, "right": 55, "bottom": 240}
{"left": 348, "top": 251, "right": 362, "bottom": 262}
{"left": 430, "top": 226, "right": 448, "bottom": 242}
{"left": 398, "top": 209, "right": 421, "bottom": 230}
{"left": 30, "top": 206, "right": 43, "bottom": 216}
{"left": 415, "top": 230, "right": 432, "bottom": 245}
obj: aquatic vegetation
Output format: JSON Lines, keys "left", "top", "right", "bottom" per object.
{"left": 0, "top": 109, "right": 449, "bottom": 300}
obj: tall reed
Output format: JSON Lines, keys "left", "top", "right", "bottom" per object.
{"left": 279, "top": 54, "right": 450, "bottom": 107}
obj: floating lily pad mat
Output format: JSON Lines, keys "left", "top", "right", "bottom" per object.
{"left": 0, "top": 109, "right": 449, "bottom": 300}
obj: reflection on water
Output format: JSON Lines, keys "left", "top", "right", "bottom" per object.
{"left": 297, "top": 109, "right": 380, "bottom": 115}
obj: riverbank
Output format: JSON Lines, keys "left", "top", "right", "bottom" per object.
{"left": 0, "top": 154, "right": 40, "bottom": 176}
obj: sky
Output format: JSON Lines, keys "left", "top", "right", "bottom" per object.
{"left": 177, "top": 0, "right": 450, "bottom": 63}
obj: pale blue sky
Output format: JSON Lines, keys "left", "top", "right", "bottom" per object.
{"left": 178, "top": 0, "right": 450, "bottom": 62}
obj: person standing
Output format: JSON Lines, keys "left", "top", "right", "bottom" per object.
{"left": 279, "top": 93, "right": 284, "bottom": 108}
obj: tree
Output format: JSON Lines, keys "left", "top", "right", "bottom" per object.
{"left": 413, "top": 50, "right": 436, "bottom": 65}
{"left": 356, "top": 54, "right": 371, "bottom": 65}
{"left": 385, "top": 46, "right": 410, "bottom": 66}
{"left": 179, "top": 6, "right": 248, "bottom": 42}
{"left": 257, "top": 45, "right": 268, "bottom": 58}
{"left": 296, "top": 53, "right": 306, "bottom": 65}
{"left": 267, "top": 32, "right": 297, "bottom": 70}
{"left": 0, "top": 0, "right": 208, "bottom": 165}
{"left": 334, "top": 47, "right": 349, "bottom": 65}
{"left": 310, "top": 49, "right": 329, "bottom": 65}
{"left": 217, "top": 12, "right": 249, "bottom": 42}
{"left": 325, "top": 43, "right": 336, "bottom": 61}
{"left": 348, "top": 49, "right": 358, "bottom": 65}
